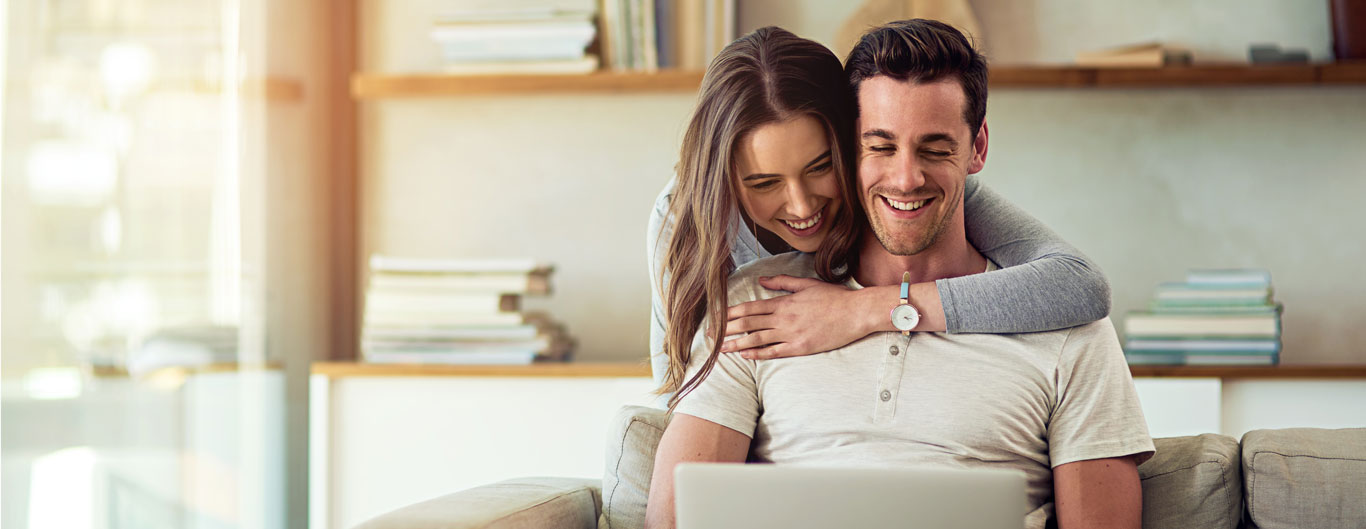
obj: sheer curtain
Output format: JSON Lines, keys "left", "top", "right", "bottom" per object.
{"left": 1, "top": 0, "right": 331, "bottom": 527}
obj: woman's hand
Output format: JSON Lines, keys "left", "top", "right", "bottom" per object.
{"left": 718, "top": 275, "right": 896, "bottom": 360}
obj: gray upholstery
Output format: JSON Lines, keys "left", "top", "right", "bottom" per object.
{"left": 353, "top": 477, "right": 602, "bottom": 529}
{"left": 1242, "top": 428, "right": 1366, "bottom": 529}
{"left": 356, "top": 406, "right": 1366, "bottom": 529}
{"left": 1136, "top": 434, "right": 1242, "bottom": 529}
{"left": 598, "top": 405, "right": 672, "bottom": 529}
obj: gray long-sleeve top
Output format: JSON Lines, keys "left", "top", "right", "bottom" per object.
{"left": 646, "top": 175, "right": 1111, "bottom": 390}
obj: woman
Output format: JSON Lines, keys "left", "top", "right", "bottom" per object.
{"left": 648, "top": 27, "right": 1110, "bottom": 407}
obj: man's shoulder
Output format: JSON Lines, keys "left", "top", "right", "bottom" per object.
{"left": 1061, "top": 317, "right": 1120, "bottom": 345}
{"left": 726, "top": 252, "right": 819, "bottom": 304}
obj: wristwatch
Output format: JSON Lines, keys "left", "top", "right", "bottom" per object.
{"left": 890, "top": 272, "right": 920, "bottom": 335}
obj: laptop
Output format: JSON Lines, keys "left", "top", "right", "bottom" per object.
{"left": 674, "top": 463, "right": 1026, "bottom": 529}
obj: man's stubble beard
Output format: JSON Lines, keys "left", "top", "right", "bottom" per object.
{"left": 865, "top": 186, "right": 962, "bottom": 257}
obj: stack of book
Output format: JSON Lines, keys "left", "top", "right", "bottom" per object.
{"left": 1123, "top": 269, "right": 1282, "bottom": 366}
{"left": 600, "top": 0, "right": 736, "bottom": 71}
{"left": 429, "top": 7, "right": 600, "bottom": 75}
{"left": 361, "top": 255, "right": 574, "bottom": 365}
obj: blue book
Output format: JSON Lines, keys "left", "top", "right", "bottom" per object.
{"left": 1125, "top": 353, "right": 1184, "bottom": 366}
{"left": 1125, "top": 337, "right": 1281, "bottom": 353}
{"left": 1148, "top": 302, "right": 1282, "bottom": 315}
{"left": 1153, "top": 282, "right": 1272, "bottom": 306}
{"left": 1126, "top": 352, "right": 1279, "bottom": 366}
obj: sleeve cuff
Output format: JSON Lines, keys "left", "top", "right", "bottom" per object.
{"left": 1051, "top": 437, "right": 1156, "bottom": 468}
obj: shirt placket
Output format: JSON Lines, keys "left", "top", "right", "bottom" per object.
{"left": 872, "top": 332, "right": 912, "bottom": 424}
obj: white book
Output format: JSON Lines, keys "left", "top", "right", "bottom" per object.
{"left": 435, "top": 7, "right": 595, "bottom": 24}
{"left": 440, "top": 56, "right": 600, "bottom": 75}
{"left": 430, "top": 22, "right": 597, "bottom": 42}
{"left": 370, "top": 255, "right": 551, "bottom": 275}
{"left": 1185, "top": 269, "right": 1273, "bottom": 287}
{"left": 365, "top": 291, "right": 518, "bottom": 315}
{"left": 369, "top": 273, "right": 550, "bottom": 295}
{"left": 363, "top": 310, "right": 526, "bottom": 327}
{"left": 1154, "top": 284, "right": 1271, "bottom": 303}
{"left": 364, "top": 350, "right": 541, "bottom": 365}
{"left": 363, "top": 335, "right": 553, "bottom": 353}
{"left": 1183, "top": 354, "right": 1278, "bottom": 366}
{"left": 362, "top": 324, "right": 542, "bottom": 341}
{"left": 1123, "top": 313, "right": 1279, "bottom": 338}
{"left": 439, "top": 47, "right": 590, "bottom": 63}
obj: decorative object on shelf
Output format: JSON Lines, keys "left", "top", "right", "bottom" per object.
{"left": 361, "top": 255, "right": 574, "bottom": 365}
{"left": 1075, "top": 42, "right": 1193, "bottom": 68}
{"left": 1331, "top": 0, "right": 1366, "bottom": 60}
{"left": 1122, "top": 268, "right": 1283, "bottom": 366}
{"left": 430, "top": 7, "right": 599, "bottom": 75}
{"left": 1248, "top": 43, "right": 1310, "bottom": 64}
{"left": 835, "top": 0, "right": 983, "bottom": 58}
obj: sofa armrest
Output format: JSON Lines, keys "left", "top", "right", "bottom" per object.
{"left": 354, "top": 477, "right": 602, "bottom": 529}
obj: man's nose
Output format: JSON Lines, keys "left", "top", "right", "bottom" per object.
{"left": 892, "top": 152, "right": 927, "bottom": 193}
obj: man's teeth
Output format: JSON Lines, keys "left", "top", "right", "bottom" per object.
{"left": 782, "top": 210, "right": 822, "bottom": 230}
{"left": 887, "top": 198, "right": 927, "bottom": 211}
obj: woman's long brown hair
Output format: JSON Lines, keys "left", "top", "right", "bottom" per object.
{"left": 657, "top": 27, "right": 863, "bottom": 410}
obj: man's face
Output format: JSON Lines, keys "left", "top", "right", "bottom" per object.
{"left": 856, "top": 77, "right": 987, "bottom": 256}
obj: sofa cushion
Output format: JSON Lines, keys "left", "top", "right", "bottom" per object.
{"left": 1242, "top": 428, "right": 1366, "bottom": 529}
{"left": 599, "top": 405, "right": 672, "bottom": 529}
{"left": 354, "top": 477, "right": 601, "bottom": 529}
{"left": 1137, "top": 434, "right": 1242, "bottom": 529}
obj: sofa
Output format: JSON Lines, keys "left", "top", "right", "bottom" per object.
{"left": 356, "top": 405, "right": 1366, "bottom": 529}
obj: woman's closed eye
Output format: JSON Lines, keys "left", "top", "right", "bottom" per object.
{"left": 806, "top": 161, "right": 833, "bottom": 175}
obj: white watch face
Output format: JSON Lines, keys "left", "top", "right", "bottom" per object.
{"left": 891, "top": 304, "right": 920, "bottom": 331}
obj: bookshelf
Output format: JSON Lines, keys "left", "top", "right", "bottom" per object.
{"left": 351, "top": 62, "right": 1366, "bottom": 98}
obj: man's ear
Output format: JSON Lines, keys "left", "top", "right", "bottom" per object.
{"left": 967, "top": 121, "right": 988, "bottom": 174}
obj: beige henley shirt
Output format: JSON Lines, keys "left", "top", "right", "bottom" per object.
{"left": 673, "top": 252, "right": 1155, "bottom": 529}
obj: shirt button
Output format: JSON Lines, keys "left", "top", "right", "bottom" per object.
{"left": 889, "top": 345, "right": 900, "bottom": 356}
{"left": 880, "top": 390, "right": 892, "bottom": 402}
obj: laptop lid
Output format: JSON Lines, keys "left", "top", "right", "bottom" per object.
{"left": 675, "top": 463, "right": 1026, "bottom": 529}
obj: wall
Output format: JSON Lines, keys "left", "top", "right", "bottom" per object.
{"left": 359, "top": 0, "right": 1366, "bottom": 365}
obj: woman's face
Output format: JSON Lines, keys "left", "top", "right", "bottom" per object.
{"left": 733, "top": 115, "right": 843, "bottom": 253}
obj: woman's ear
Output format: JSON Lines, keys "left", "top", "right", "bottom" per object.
{"left": 967, "top": 121, "right": 988, "bottom": 174}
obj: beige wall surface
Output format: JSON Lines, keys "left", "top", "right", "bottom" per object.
{"left": 360, "top": 0, "right": 1365, "bottom": 364}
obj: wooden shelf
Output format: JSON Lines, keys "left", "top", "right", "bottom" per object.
{"left": 994, "top": 62, "right": 1366, "bottom": 88}
{"left": 312, "top": 361, "right": 1366, "bottom": 379}
{"left": 1128, "top": 365, "right": 1366, "bottom": 379}
{"left": 312, "top": 361, "right": 652, "bottom": 378}
{"left": 351, "top": 63, "right": 1366, "bottom": 98}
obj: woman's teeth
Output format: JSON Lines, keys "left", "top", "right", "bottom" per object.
{"left": 887, "top": 198, "right": 927, "bottom": 211}
{"left": 782, "top": 210, "right": 822, "bottom": 230}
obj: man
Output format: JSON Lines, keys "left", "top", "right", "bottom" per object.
{"left": 645, "top": 19, "right": 1154, "bottom": 529}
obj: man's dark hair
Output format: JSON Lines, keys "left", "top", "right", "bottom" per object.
{"left": 844, "top": 19, "right": 988, "bottom": 140}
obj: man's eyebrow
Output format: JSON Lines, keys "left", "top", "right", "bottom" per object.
{"left": 919, "top": 133, "right": 959, "bottom": 148}
{"left": 861, "top": 129, "right": 895, "bottom": 141}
